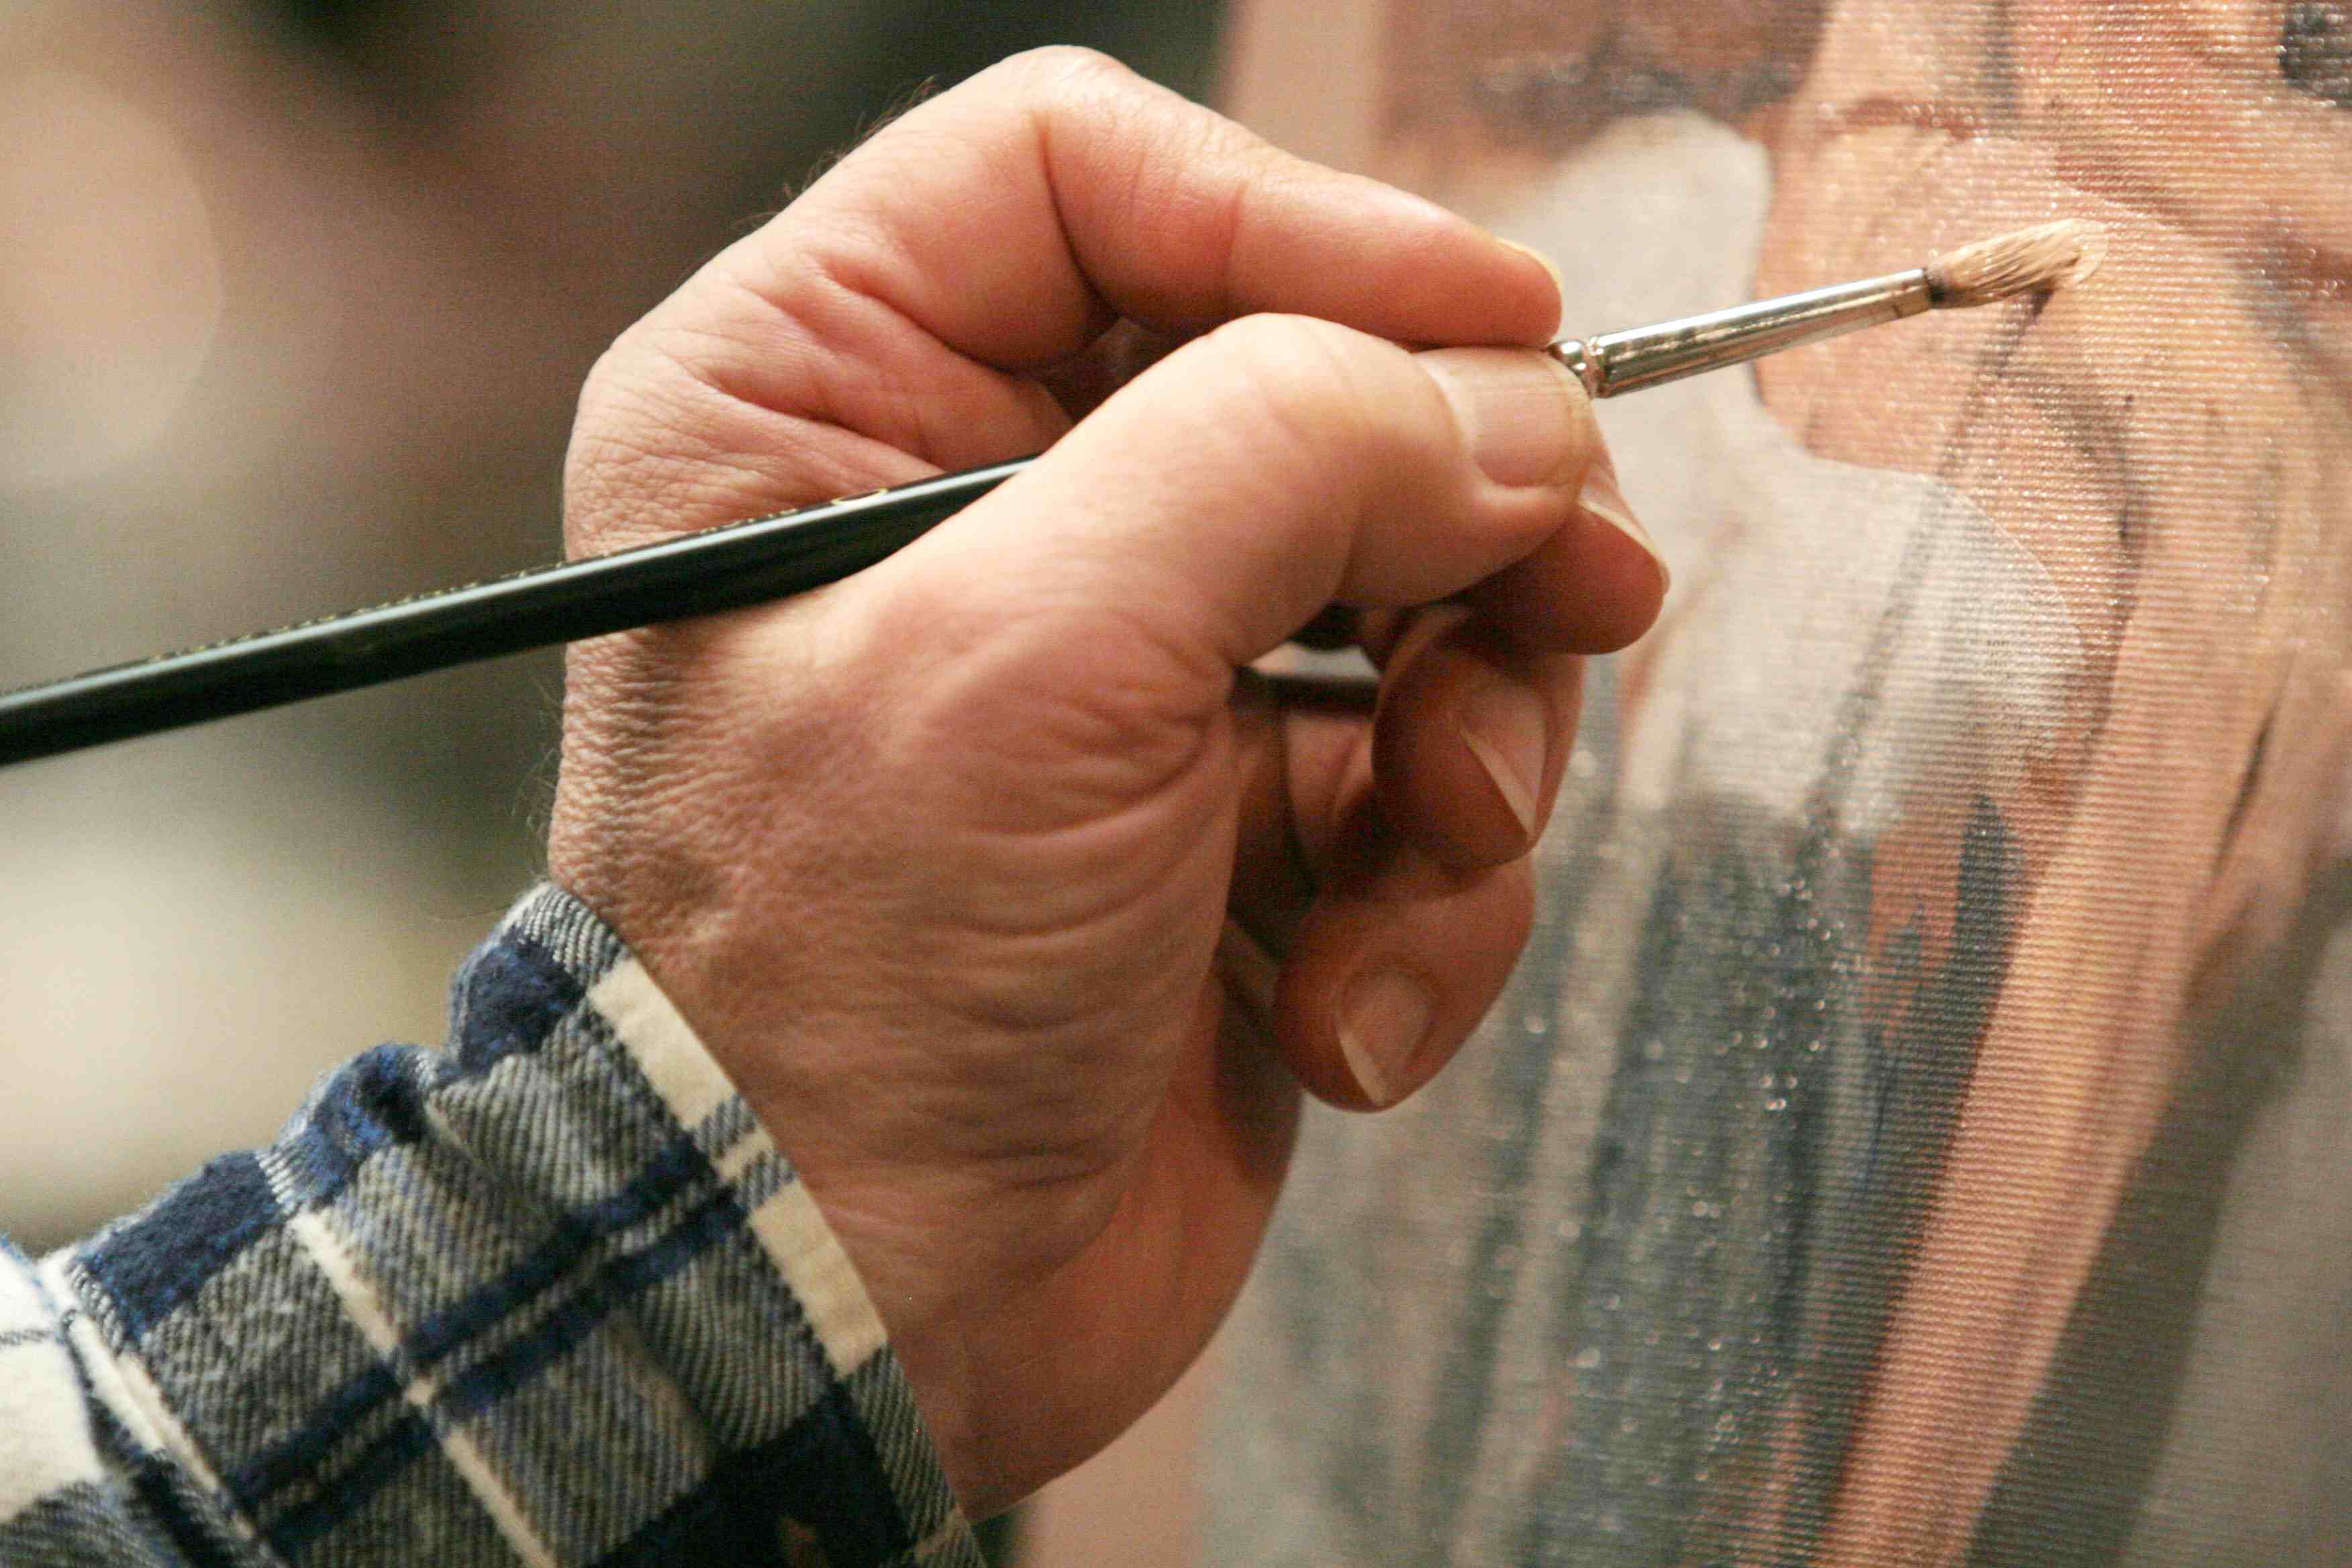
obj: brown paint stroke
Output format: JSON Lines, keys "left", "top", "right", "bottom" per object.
{"left": 1755, "top": 1, "right": 2352, "bottom": 1562}
{"left": 1363, "top": 0, "right": 2352, "bottom": 1557}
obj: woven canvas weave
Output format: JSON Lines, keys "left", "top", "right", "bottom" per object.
{"left": 1211, "top": 2, "right": 2352, "bottom": 1561}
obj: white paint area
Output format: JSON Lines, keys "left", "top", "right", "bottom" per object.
{"left": 1477, "top": 113, "right": 2090, "bottom": 839}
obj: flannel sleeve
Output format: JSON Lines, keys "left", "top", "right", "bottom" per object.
{"left": 0, "top": 884, "right": 981, "bottom": 1568}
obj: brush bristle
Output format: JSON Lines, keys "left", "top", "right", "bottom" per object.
{"left": 1924, "top": 220, "right": 2106, "bottom": 308}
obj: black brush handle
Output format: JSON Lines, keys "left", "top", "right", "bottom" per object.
{"left": 0, "top": 459, "right": 1029, "bottom": 767}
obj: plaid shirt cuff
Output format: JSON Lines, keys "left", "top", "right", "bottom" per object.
{"left": 1, "top": 883, "right": 981, "bottom": 1567}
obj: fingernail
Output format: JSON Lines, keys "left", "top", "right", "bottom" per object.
{"left": 1338, "top": 970, "right": 1435, "bottom": 1108}
{"left": 1499, "top": 239, "right": 1566, "bottom": 313}
{"left": 1459, "top": 680, "right": 1548, "bottom": 837}
{"left": 1578, "top": 459, "right": 1671, "bottom": 591}
{"left": 1418, "top": 346, "right": 1587, "bottom": 489}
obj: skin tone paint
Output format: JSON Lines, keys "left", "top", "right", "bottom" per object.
{"left": 1183, "top": 1, "right": 2352, "bottom": 1563}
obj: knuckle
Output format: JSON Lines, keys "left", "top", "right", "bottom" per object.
{"left": 994, "top": 44, "right": 1134, "bottom": 100}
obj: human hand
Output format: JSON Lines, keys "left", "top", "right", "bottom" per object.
{"left": 548, "top": 48, "right": 1665, "bottom": 1516}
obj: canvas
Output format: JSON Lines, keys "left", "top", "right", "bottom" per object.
{"left": 1206, "top": 0, "right": 2352, "bottom": 1560}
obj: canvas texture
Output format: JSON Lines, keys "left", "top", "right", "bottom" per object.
{"left": 1210, "top": 1, "right": 2352, "bottom": 1561}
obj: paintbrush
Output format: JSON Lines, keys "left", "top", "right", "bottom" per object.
{"left": 0, "top": 221, "right": 2102, "bottom": 768}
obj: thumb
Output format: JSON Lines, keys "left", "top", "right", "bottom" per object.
{"left": 859, "top": 312, "right": 1626, "bottom": 724}
{"left": 831, "top": 311, "right": 1657, "bottom": 1114}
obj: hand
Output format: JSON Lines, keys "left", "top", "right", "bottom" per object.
{"left": 548, "top": 48, "right": 1665, "bottom": 1516}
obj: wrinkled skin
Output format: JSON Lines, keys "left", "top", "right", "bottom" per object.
{"left": 1201, "top": 0, "right": 2352, "bottom": 1561}
{"left": 547, "top": 49, "right": 1665, "bottom": 1518}
{"left": 1751, "top": 3, "right": 2352, "bottom": 1556}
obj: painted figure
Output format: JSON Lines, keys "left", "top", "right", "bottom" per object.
{"left": 1210, "top": 0, "right": 2352, "bottom": 1559}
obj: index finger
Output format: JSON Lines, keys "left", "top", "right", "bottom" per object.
{"left": 701, "top": 47, "right": 1563, "bottom": 371}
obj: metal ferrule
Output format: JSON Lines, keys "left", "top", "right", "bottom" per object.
{"left": 1549, "top": 268, "right": 1933, "bottom": 399}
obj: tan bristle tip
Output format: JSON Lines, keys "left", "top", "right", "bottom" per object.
{"left": 1925, "top": 219, "right": 2106, "bottom": 307}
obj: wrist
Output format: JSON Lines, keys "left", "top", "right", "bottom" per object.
{"left": 553, "top": 861, "right": 1002, "bottom": 1512}
{"left": 740, "top": 1128, "right": 1001, "bottom": 1511}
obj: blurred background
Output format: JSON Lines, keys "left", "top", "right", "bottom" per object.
{"left": 0, "top": 1, "right": 1227, "bottom": 1558}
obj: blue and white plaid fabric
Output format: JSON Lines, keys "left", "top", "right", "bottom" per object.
{"left": 0, "top": 885, "right": 980, "bottom": 1567}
